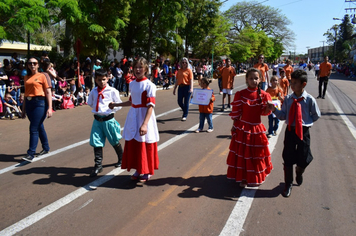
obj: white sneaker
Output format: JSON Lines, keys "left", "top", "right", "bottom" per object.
{"left": 207, "top": 129, "right": 213, "bottom": 133}
{"left": 195, "top": 129, "right": 201, "bottom": 133}
{"left": 181, "top": 117, "right": 187, "bottom": 121}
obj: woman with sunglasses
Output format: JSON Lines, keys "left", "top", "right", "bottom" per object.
{"left": 22, "top": 57, "right": 52, "bottom": 162}
{"left": 173, "top": 57, "right": 193, "bottom": 121}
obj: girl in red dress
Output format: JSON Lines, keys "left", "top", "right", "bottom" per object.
{"left": 227, "top": 68, "right": 273, "bottom": 187}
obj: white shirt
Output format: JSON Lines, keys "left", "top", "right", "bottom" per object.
{"left": 88, "top": 86, "right": 122, "bottom": 116}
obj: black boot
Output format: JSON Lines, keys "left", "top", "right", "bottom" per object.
{"left": 90, "top": 147, "right": 103, "bottom": 177}
{"left": 282, "top": 165, "right": 293, "bottom": 198}
{"left": 113, "top": 143, "right": 123, "bottom": 167}
{"left": 296, "top": 166, "right": 305, "bottom": 186}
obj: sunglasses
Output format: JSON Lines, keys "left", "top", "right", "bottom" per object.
{"left": 259, "top": 57, "right": 264, "bottom": 59}
{"left": 28, "top": 62, "right": 38, "bottom": 65}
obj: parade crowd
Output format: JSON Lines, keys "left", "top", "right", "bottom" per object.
{"left": 1, "top": 52, "right": 336, "bottom": 197}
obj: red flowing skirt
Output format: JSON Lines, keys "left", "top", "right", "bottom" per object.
{"left": 121, "top": 139, "right": 159, "bottom": 175}
{"left": 226, "top": 121, "right": 273, "bottom": 185}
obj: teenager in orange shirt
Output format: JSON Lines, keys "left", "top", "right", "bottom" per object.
{"left": 253, "top": 54, "right": 269, "bottom": 91}
{"left": 317, "top": 56, "right": 332, "bottom": 99}
{"left": 195, "top": 78, "right": 215, "bottom": 133}
{"left": 220, "top": 58, "right": 236, "bottom": 111}
{"left": 283, "top": 59, "right": 294, "bottom": 84}
{"left": 279, "top": 68, "right": 289, "bottom": 96}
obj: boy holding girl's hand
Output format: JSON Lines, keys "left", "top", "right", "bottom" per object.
{"left": 267, "top": 70, "right": 321, "bottom": 198}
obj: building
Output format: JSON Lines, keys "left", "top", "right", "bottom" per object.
{"left": 0, "top": 41, "right": 52, "bottom": 63}
{"left": 307, "top": 45, "right": 332, "bottom": 63}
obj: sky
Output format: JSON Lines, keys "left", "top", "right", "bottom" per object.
{"left": 220, "top": 0, "right": 353, "bottom": 54}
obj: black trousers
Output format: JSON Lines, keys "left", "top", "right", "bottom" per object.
{"left": 318, "top": 76, "right": 329, "bottom": 97}
{"left": 282, "top": 126, "right": 313, "bottom": 169}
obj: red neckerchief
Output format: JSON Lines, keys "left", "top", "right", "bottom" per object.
{"left": 96, "top": 86, "right": 106, "bottom": 112}
{"left": 136, "top": 77, "right": 147, "bottom": 82}
{"left": 288, "top": 97, "right": 304, "bottom": 140}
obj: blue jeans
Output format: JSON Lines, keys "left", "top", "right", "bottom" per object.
{"left": 177, "top": 85, "right": 192, "bottom": 118}
{"left": 260, "top": 82, "right": 267, "bottom": 91}
{"left": 0, "top": 84, "right": 6, "bottom": 99}
{"left": 268, "top": 114, "right": 279, "bottom": 135}
{"left": 199, "top": 113, "right": 213, "bottom": 130}
{"left": 218, "top": 78, "right": 222, "bottom": 92}
{"left": 25, "top": 97, "right": 50, "bottom": 157}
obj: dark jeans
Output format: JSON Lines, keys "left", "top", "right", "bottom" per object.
{"left": 199, "top": 113, "right": 213, "bottom": 130}
{"left": 25, "top": 97, "right": 50, "bottom": 157}
{"left": 268, "top": 114, "right": 279, "bottom": 134}
{"left": 218, "top": 78, "right": 222, "bottom": 92}
{"left": 318, "top": 76, "right": 329, "bottom": 97}
{"left": 282, "top": 126, "right": 313, "bottom": 169}
{"left": 177, "top": 85, "right": 192, "bottom": 118}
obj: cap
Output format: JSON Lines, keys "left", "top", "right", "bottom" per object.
{"left": 96, "top": 59, "right": 102, "bottom": 63}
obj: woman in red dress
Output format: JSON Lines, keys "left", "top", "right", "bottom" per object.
{"left": 227, "top": 68, "right": 273, "bottom": 187}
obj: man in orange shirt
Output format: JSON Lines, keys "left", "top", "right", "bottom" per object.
{"left": 219, "top": 58, "right": 236, "bottom": 111}
{"left": 254, "top": 54, "right": 269, "bottom": 91}
{"left": 317, "top": 56, "right": 332, "bottom": 99}
{"left": 283, "top": 59, "right": 294, "bottom": 83}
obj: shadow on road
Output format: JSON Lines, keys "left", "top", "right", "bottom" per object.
{"left": 144, "top": 175, "right": 243, "bottom": 201}
{"left": 0, "top": 153, "right": 27, "bottom": 163}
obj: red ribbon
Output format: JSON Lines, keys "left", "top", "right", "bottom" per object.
{"left": 96, "top": 86, "right": 106, "bottom": 112}
{"left": 288, "top": 97, "right": 304, "bottom": 140}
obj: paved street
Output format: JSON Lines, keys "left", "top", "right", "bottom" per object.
{"left": 0, "top": 70, "right": 355, "bottom": 236}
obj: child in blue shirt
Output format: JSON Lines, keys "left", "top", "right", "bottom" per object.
{"left": 267, "top": 70, "right": 321, "bottom": 197}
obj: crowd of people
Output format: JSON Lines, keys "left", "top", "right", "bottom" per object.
{"left": 1, "top": 51, "right": 331, "bottom": 198}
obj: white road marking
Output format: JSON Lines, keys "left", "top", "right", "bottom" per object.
{"left": 327, "top": 92, "right": 356, "bottom": 140}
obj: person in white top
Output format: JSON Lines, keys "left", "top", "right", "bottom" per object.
{"left": 314, "top": 62, "right": 320, "bottom": 77}
{"left": 110, "top": 57, "right": 159, "bottom": 182}
{"left": 87, "top": 69, "right": 123, "bottom": 177}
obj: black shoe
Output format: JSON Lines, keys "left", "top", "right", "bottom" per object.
{"left": 322, "top": 96, "right": 325, "bottom": 99}
{"left": 38, "top": 150, "right": 50, "bottom": 156}
{"left": 316, "top": 96, "right": 321, "bottom": 99}
{"left": 22, "top": 154, "right": 35, "bottom": 162}
{"left": 90, "top": 166, "right": 103, "bottom": 177}
{"left": 282, "top": 183, "right": 292, "bottom": 197}
{"left": 115, "top": 161, "right": 122, "bottom": 168}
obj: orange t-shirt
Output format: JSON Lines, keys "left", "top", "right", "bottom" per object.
{"left": 220, "top": 66, "right": 236, "bottom": 89}
{"left": 266, "top": 86, "right": 284, "bottom": 102}
{"left": 254, "top": 63, "right": 269, "bottom": 82}
{"left": 176, "top": 68, "right": 193, "bottom": 85}
{"left": 24, "top": 73, "right": 49, "bottom": 97}
{"left": 198, "top": 87, "right": 215, "bottom": 114}
{"left": 279, "top": 77, "right": 289, "bottom": 96}
{"left": 319, "top": 62, "right": 332, "bottom": 77}
{"left": 283, "top": 65, "right": 294, "bottom": 81}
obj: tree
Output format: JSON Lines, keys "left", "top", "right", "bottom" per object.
{"left": 192, "top": 14, "right": 231, "bottom": 59}
{"left": 178, "top": 0, "right": 221, "bottom": 57}
{"left": 223, "top": 1, "right": 295, "bottom": 48}
{"left": 0, "top": 0, "right": 49, "bottom": 43}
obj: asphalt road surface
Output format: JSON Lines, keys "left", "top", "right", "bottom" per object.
{"left": 0, "top": 69, "right": 355, "bottom": 236}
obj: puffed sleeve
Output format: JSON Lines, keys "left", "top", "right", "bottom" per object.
{"left": 146, "top": 81, "right": 156, "bottom": 107}
{"left": 229, "top": 91, "right": 242, "bottom": 120}
{"left": 261, "top": 91, "right": 272, "bottom": 116}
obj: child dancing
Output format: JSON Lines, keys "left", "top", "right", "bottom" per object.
{"left": 227, "top": 68, "right": 273, "bottom": 187}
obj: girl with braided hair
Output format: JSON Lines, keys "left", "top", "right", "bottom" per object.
{"left": 226, "top": 68, "right": 273, "bottom": 187}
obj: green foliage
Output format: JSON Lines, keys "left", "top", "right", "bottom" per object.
{"left": 0, "top": 0, "right": 49, "bottom": 42}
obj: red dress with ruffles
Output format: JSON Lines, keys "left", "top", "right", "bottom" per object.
{"left": 226, "top": 87, "right": 273, "bottom": 185}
